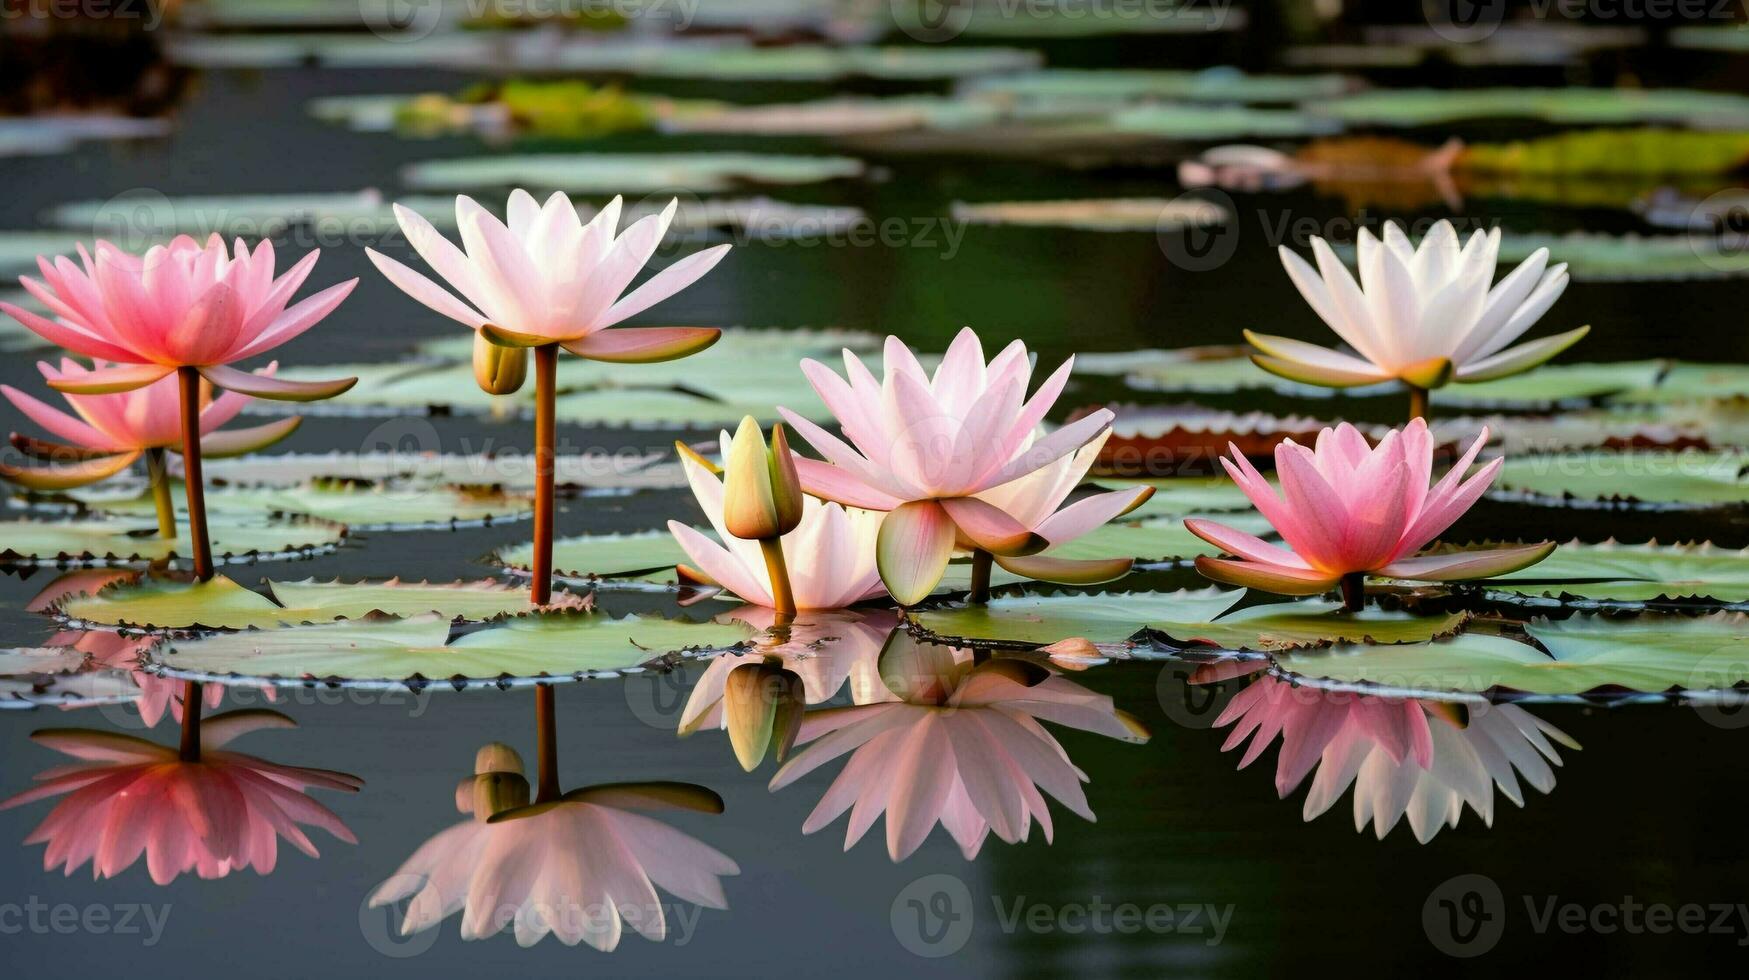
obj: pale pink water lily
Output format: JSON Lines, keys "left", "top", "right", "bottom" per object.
{"left": 668, "top": 429, "right": 884, "bottom": 610}
{"left": 366, "top": 190, "right": 729, "bottom": 360}
{"left": 778, "top": 327, "right": 1115, "bottom": 604}
{"left": 1252, "top": 220, "right": 1584, "bottom": 393}
{"left": 1184, "top": 419, "right": 1554, "bottom": 599}
{"left": 0, "top": 234, "right": 357, "bottom": 398}
{"left": 1, "top": 358, "right": 300, "bottom": 491}
{"left": 1205, "top": 667, "right": 1576, "bottom": 843}
{"left": 370, "top": 745, "right": 738, "bottom": 950}
{"left": 769, "top": 633, "right": 1148, "bottom": 861}
{"left": 971, "top": 428, "right": 1155, "bottom": 585}
{"left": 0, "top": 712, "right": 361, "bottom": 884}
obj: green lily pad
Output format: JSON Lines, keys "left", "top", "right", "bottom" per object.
{"left": 78, "top": 481, "right": 534, "bottom": 531}
{"left": 1074, "top": 346, "right": 1376, "bottom": 397}
{"left": 950, "top": 198, "right": 1228, "bottom": 232}
{"left": 1109, "top": 104, "right": 1343, "bottom": 140}
{"left": 55, "top": 575, "right": 584, "bottom": 631}
{"left": 910, "top": 589, "right": 1468, "bottom": 650}
{"left": 497, "top": 530, "right": 696, "bottom": 581}
{"left": 1437, "top": 361, "right": 1668, "bottom": 408}
{"left": 896, "top": 4, "right": 1239, "bottom": 38}
{"left": 1491, "top": 451, "right": 1749, "bottom": 510}
{"left": 961, "top": 68, "right": 1351, "bottom": 105}
{"left": 1060, "top": 513, "right": 1276, "bottom": 564}
{"left": 1273, "top": 614, "right": 1749, "bottom": 696}
{"left": 0, "top": 515, "right": 346, "bottom": 568}
{"left": 190, "top": 451, "right": 682, "bottom": 493}
{"left": 1315, "top": 87, "right": 1749, "bottom": 128}
{"left": 1618, "top": 362, "right": 1749, "bottom": 405}
{"left": 47, "top": 191, "right": 402, "bottom": 239}
{"left": 1499, "top": 233, "right": 1749, "bottom": 282}
{"left": 403, "top": 153, "right": 866, "bottom": 194}
{"left": 1103, "top": 475, "right": 1258, "bottom": 519}
{"left": 1480, "top": 540, "right": 1749, "bottom": 605}
{"left": 146, "top": 610, "right": 755, "bottom": 690}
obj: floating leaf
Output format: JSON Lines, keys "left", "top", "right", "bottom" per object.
{"left": 1435, "top": 361, "right": 1668, "bottom": 408}
{"left": 897, "top": 4, "right": 1240, "bottom": 38}
{"left": 1620, "top": 362, "right": 1749, "bottom": 405}
{"left": 1057, "top": 513, "right": 1276, "bottom": 564}
{"left": 1480, "top": 540, "right": 1749, "bottom": 605}
{"left": 55, "top": 575, "right": 582, "bottom": 632}
{"left": 1075, "top": 345, "right": 1385, "bottom": 397}
{"left": 1461, "top": 128, "right": 1749, "bottom": 177}
{"left": 47, "top": 191, "right": 402, "bottom": 239}
{"left": 80, "top": 481, "right": 534, "bottom": 531}
{"left": 1102, "top": 475, "right": 1258, "bottom": 519}
{"left": 147, "top": 611, "right": 754, "bottom": 690}
{"left": 950, "top": 198, "right": 1227, "bottom": 232}
{"left": 497, "top": 530, "right": 695, "bottom": 581}
{"left": 189, "top": 451, "right": 681, "bottom": 493}
{"left": 1491, "top": 451, "right": 1749, "bottom": 510}
{"left": 404, "top": 153, "right": 866, "bottom": 194}
{"left": 1500, "top": 233, "right": 1749, "bottom": 282}
{"left": 1110, "top": 104, "right": 1343, "bottom": 140}
{"left": 1272, "top": 614, "right": 1749, "bottom": 696}
{"left": 1315, "top": 87, "right": 1749, "bottom": 128}
{"left": 0, "top": 515, "right": 345, "bottom": 568}
{"left": 961, "top": 67, "right": 1350, "bottom": 105}
{"left": 910, "top": 589, "right": 1467, "bottom": 650}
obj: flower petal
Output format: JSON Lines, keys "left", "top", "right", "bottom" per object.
{"left": 939, "top": 496, "right": 1048, "bottom": 557}
{"left": 1377, "top": 542, "right": 1556, "bottom": 582}
{"left": 792, "top": 457, "right": 904, "bottom": 511}
{"left": 600, "top": 245, "right": 731, "bottom": 328}
{"left": 1250, "top": 352, "right": 1391, "bottom": 389}
{"left": 876, "top": 501, "right": 956, "bottom": 605}
{"left": 197, "top": 364, "right": 355, "bottom": 403}
{"left": 197, "top": 418, "right": 302, "bottom": 458}
{"left": 1193, "top": 556, "right": 1340, "bottom": 596}
{"left": 993, "top": 554, "right": 1133, "bottom": 586}
{"left": 47, "top": 363, "right": 174, "bottom": 395}
{"left": 1453, "top": 326, "right": 1590, "bottom": 383}
{"left": 562, "top": 327, "right": 721, "bottom": 363}
{"left": 0, "top": 450, "right": 140, "bottom": 491}
{"left": 365, "top": 248, "right": 486, "bottom": 328}
{"left": 1183, "top": 517, "right": 1309, "bottom": 569}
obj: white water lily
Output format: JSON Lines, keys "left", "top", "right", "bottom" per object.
{"left": 1250, "top": 220, "right": 1585, "bottom": 390}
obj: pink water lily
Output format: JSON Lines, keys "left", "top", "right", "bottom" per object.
{"left": 668, "top": 429, "right": 884, "bottom": 610}
{"left": 1, "top": 359, "right": 300, "bottom": 492}
{"left": 0, "top": 712, "right": 361, "bottom": 884}
{"left": 1205, "top": 666, "right": 1576, "bottom": 842}
{"left": 368, "top": 190, "right": 730, "bottom": 607}
{"left": 0, "top": 234, "right": 357, "bottom": 398}
{"left": 769, "top": 632, "right": 1148, "bottom": 861}
{"left": 366, "top": 190, "right": 729, "bottom": 360}
{"left": 1184, "top": 419, "right": 1554, "bottom": 601}
{"left": 779, "top": 328, "right": 1114, "bottom": 604}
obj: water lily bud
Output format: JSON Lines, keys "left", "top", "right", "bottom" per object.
{"left": 474, "top": 333, "right": 528, "bottom": 394}
{"left": 768, "top": 422, "right": 804, "bottom": 533}
{"left": 723, "top": 660, "right": 805, "bottom": 771}
{"left": 723, "top": 416, "right": 793, "bottom": 539}
{"left": 474, "top": 742, "right": 524, "bottom": 776}
{"left": 470, "top": 771, "right": 531, "bottom": 821}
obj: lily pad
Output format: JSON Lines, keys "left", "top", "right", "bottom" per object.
{"left": 0, "top": 515, "right": 346, "bottom": 568}
{"left": 1109, "top": 104, "right": 1343, "bottom": 140}
{"left": 189, "top": 451, "right": 681, "bottom": 493}
{"left": 1063, "top": 513, "right": 1276, "bottom": 565}
{"left": 1315, "top": 87, "right": 1749, "bottom": 128}
{"left": 1105, "top": 475, "right": 1258, "bottom": 519}
{"left": 1499, "top": 233, "right": 1749, "bottom": 282}
{"left": 146, "top": 611, "right": 755, "bottom": 690}
{"left": 55, "top": 575, "right": 584, "bottom": 632}
{"left": 1491, "top": 451, "right": 1749, "bottom": 510}
{"left": 1619, "top": 362, "right": 1749, "bottom": 405}
{"left": 496, "top": 530, "right": 695, "bottom": 582}
{"left": 403, "top": 153, "right": 866, "bottom": 194}
{"left": 1435, "top": 361, "right": 1668, "bottom": 408}
{"left": 961, "top": 68, "right": 1350, "bottom": 105}
{"left": 1075, "top": 345, "right": 1385, "bottom": 398}
{"left": 47, "top": 191, "right": 403, "bottom": 240}
{"left": 910, "top": 589, "right": 1468, "bottom": 651}
{"left": 950, "top": 198, "right": 1228, "bottom": 232}
{"left": 79, "top": 481, "right": 534, "bottom": 531}
{"left": 1480, "top": 540, "right": 1749, "bottom": 605}
{"left": 1272, "top": 614, "right": 1749, "bottom": 697}
{"left": 0, "top": 646, "right": 137, "bottom": 709}
{"left": 897, "top": 4, "right": 1240, "bottom": 38}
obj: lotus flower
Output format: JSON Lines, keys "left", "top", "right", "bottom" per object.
{"left": 365, "top": 191, "right": 729, "bottom": 361}
{"left": 1184, "top": 419, "right": 1554, "bottom": 599}
{"left": 1205, "top": 667, "right": 1576, "bottom": 842}
{"left": 367, "top": 190, "right": 730, "bottom": 606}
{"left": 779, "top": 328, "right": 1115, "bottom": 604}
{"left": 769, "top": 632, "right": 1148, "bottom": 861}
{"left": 0, "top": 235, "right": 357, "bottom": 399}
{"left": 370, "top": 744, "right": 738, "bottom": 950}
{"left": 1251, "top": 220, "right": 1584, "bottom": 396}
{"left": 0, "top": 712, "right": 362, "bottom": 884}
{"left": 1, "top": 358, "right": 300, "bottom": 491}
{"left": 668, "top": 429, "right": 884, "bottom": 610}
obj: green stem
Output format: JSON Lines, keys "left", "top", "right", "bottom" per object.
{"left": 534, "top": 684, "right": 559, "bottom": 804}
{"left": 759, "top": 537, "right": 796, "bottom": 621}
{"left": 145, "top": 448, "right": 177, "bottom": 539}
{"left": 1407, "top": 384, "right": 1430, "bottom": 422}
{"left": 531, "top": 344, "right": 558, "bottom": 606}
{"left": 179, "top": 679, "right": 202, "bottom": 762}
{"left": 968, "top": 549, "right": 993, "bottom": 605}
{"left": 1339, "top": 571, "right": 1367, "bottom": 613}
{"left": 177, "top": 367, "right": 213, "bottom": 581}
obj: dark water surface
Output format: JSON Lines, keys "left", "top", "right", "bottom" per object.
{"left": 3, "top": 57, "right": 1749, "bottom": 978}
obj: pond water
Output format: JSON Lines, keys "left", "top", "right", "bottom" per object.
{"left": 4, "top": 17, "right": 1749, "bottom": 978}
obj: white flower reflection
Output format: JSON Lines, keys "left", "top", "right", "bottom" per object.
{"left": 1199, "top": 664, "right": 1579, "bottom": 843}
{"left": 370, "top": 743, "right": 739, "bottom": 950}
{"left": 769, "top": 631, "right": 1149, "bottom": 861}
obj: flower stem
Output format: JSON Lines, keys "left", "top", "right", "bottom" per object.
{"left": 1339, "top": 571, "right": 1367, "bottom": 613}
{"left": 968, "top": 549, "right": 993, "bottom": 605}
{"left": 534, "top": 684, "right": 559, "bottom": 804}
{"left": 145, "top": 448, "right": 177, "bottom": 539}
{"left": 759, "top": 537, "right": 796, "bottom": 621}
{"left": 1407, "top": 384, "right": 1430, "bottom": 422}
{"left": 177, "top": 367, "right": 213, "bottom": 581}
{"left": 178, "top": 679, "right": 203, "bottom": 762}
{"left": 531, "top": 344, "right": 558, "bottom": 607}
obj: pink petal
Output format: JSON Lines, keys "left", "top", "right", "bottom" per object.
{"left": 1376, "top": 542, "right": 1556, "bottom": 582}
{"left": 562, "top": 326, "right": 720, "bottom": 363}
{"left": 1194, "top": 556, "right": 1340, "bottom": 596}
{"left": 1, "top": 385, "right": 120, "bottom": 450}
{"left": 365, "top": 248, "right": 486, "bottom": 328}
{"left": 599, "top": 244, "right": 731, "bottom": 328}
{"left": 791, "top": 457, "right": 904, "bottom": 511}
{"left": 876, "top": 501, "right": 956, "bottom": 605}
{"left": 0, "top": 301, "right": 141, "bottom": 362}
{"left": 1035, "top": 486, "right": 1153, "bottom": 545}
{"left": 1183, "top": 518, "right": 1310, "bottom": 568}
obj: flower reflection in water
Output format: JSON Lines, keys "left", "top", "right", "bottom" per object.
{"left": 0, "top": 704, "right": 362, "bottom": 883}
{"left": 769, "top": 630, "right": 1149, "bottom": 861}
{"left": 1198, "top": 663, "right": 1578, "bottom": 843}
{"left": 372, "top": 691, "right": 739, "bottom": 949}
